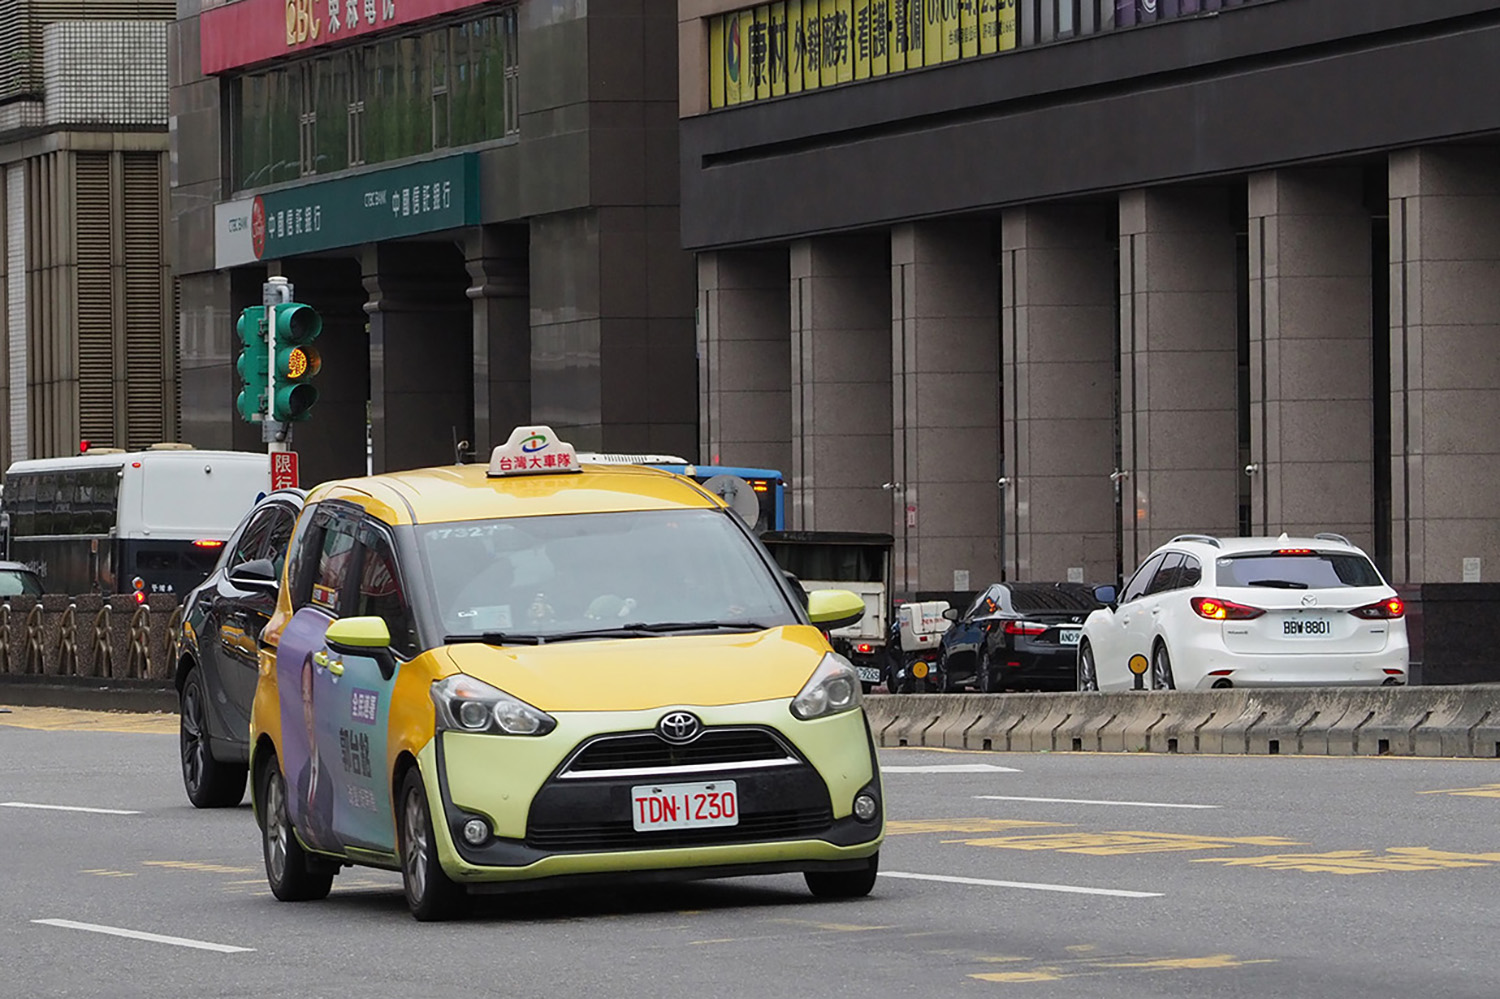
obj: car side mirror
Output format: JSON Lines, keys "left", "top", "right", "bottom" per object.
{"left": 1093, "top": 584, "right": 1118, "bottom": 607}
{"left": 942, "top": 607, "right": 959, "bottom": 621}
{"left": 807, "top": 589, "right": 866, "bottom": 631}
{"left": 228, "top": 558, "right": 278, "bottom": 593}
{"left": 325, "top": 616, "right": 397, "bottom": 681}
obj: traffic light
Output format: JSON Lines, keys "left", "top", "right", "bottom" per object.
{"left": 235, "top": 306, "right": 268, "bottom": 423}
{"left": 270, "top": 303, "right": 323, "bottom": 422}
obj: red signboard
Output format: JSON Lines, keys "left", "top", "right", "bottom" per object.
{"left": 271, "top": 450, "right": 300, "bottom": 491}
{"left": 200, "top": 0, "right": 493, "bottom": 74}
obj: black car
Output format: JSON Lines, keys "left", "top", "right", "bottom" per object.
{"left": 176, "top": 488, "right": 305, "bottom": 808}
{"left": 935, "top": 582, "right": 1104, "bottom": 693}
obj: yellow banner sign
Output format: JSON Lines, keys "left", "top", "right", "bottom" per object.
{"left": 709, "top": 0, "right": 1017, "bottom": 109}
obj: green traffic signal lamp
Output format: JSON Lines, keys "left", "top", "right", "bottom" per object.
{"left": 235, "top": 306, "right": 269, "bottom": 423}
{"left": 274, "top": 303, "right": 322, "bottom": 344}
{"left": 236, "top": 306, "right": 267, "bottom": 346}
{"left": 269, "top": 302, "right": 324, "bottom": 422}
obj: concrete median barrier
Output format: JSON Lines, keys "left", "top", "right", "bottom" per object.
{"left": 864, "top": 686, "right": 1500, "bottom": 759}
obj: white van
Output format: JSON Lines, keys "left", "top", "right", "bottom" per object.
{"left": 1, "top": 446, "right": 272, "bottom": 598}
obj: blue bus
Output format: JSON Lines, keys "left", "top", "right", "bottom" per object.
{"left": 576, "top": 453, "right": 785, "bottom": 533}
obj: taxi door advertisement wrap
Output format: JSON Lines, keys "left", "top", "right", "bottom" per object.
{"left": 276, "top": 607, "right": 338, "bottom": 852}
{"left": 319, "top": 654, "right": 396, "bottom": 853}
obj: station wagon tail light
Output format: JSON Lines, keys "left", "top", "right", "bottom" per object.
{"left": 1003, "top": 621, "right": 1048, "bottom": 637}
{"left": 855, "top": 643, "right": 873, "bottom": 654}
{"left": 791, "top": 652, "right": 863, "bottom": 721}
{"left": 1351, "top": 597, "right": 1405, "bottom": 619}
{"left": 1192, "top": 597, "right": 1265, "bottom": 621}
{"left": 1275, "top": 548, "right": 1314, "bottom": 555}
{"left": 430, "top": 674, "right": 556, "bottom": 737}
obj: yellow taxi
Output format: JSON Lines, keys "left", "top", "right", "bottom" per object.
{"left": 249, "top": 427, "right": 884, "bottom": 920}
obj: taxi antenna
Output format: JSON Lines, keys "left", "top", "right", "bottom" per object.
{"left": 453, "top": 428, "right": 474, "bottom": 465}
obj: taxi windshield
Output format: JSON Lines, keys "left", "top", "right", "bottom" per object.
{"left": 419, "top": 508, "right": 799, "bottom": 639}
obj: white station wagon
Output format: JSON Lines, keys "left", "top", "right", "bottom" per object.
{"left": 1077, "top": 534, "right": 1409, "bottom": 691}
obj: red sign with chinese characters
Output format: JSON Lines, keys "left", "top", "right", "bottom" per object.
{"left": 271, "top": 450, "right": 299, "bottom": 491}
{"left": 199, "top": 0, "right": 492, "bottom": 75}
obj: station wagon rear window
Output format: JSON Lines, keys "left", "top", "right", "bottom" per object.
{"left": 1215, "top": 553, "right": 1383, "bottom": 589}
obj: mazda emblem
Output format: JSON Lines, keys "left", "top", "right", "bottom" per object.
{"left": 657, "top": 711, "right": 702, "bottom": 744}
{"left": 1301, "top": 595, "right": 1318, "bottom": 607}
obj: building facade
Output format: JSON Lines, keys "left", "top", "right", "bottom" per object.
{"left": 0, "top": 1, "right": 177, "bottom": 466}
{"left": 679, "top": 0, "right": 1500, "bottom": 593}
{"left": 172, "top": 0, "right": 694, "bottom": 483}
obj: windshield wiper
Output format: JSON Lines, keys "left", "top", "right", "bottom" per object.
{"left": 444, "top": 632, "right": 545, "bottom": 646}
{"left": 1245, "top": 579, "right": 1309, "bottom": 589}
{"left": 540, "top": 621, "right": 774, "bottom": 643}
{"left": 621, "top": 620, "right": 773, "bottom": 633}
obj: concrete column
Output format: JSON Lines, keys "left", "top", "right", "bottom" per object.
{"left": 1001, "top": 205, "right": 1117, "bottom": 583}
{"left": 790, "top": 235, "right": 892, "bottom": 532}
{"left": 362, "top": 241, "right": 471, "bottom": 473}
{"left": 1247, "top": 168, "right": 1373, "bottom": 546}
{"left": 278, "top": 256, "right": 369, "bottom": 483}
{"left": 891, "top": 220, "right": 1000, "bottom": 593}
{"left": 466, "top": 224, "right": 530, "bottom": 457}
{"left": 697, "top": 248, "right": 791, "bottom": 470}
{"left": 531, "top": 207, "right": 696, "bottom": 457}
{"left": 1390, "top": 147, "right": 1500, "bottom": 584}
{"left": 1118, "top": 187, "right": 1240, "bottom": 567}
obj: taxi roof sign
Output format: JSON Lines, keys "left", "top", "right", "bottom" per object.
{"left": 487, "top": 426, "right": 581, "bottom": 477}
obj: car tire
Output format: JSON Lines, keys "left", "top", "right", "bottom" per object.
{"left": 259, "top": 753, "right": 335, "bottom": 902}
{"left": 805, "top": 852, "right": 879, "bottom": 899}
{"left": 1077, "top": 642, "right": 1099, "bottom": 692}
{"left": 179, "top": 667, "right": 248, "bottom": 809}
{"left": 399, "top": 767, "right": 469, "bottom": 922}
{"left": 1151, "top": 642, "right": 1177, "bottom": 691}
{"left": 936, "top": 657, "right": 955, "bottom": 694}
{"left": 978, "top": 649, "right": 998, "bottom": 694}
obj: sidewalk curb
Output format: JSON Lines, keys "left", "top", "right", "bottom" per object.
{"left": 0, "top": 677, "right": 178, "bottom": 715}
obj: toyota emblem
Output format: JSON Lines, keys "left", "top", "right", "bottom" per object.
{"left": 657, "top": 711, "right": 702, "bottom": 744}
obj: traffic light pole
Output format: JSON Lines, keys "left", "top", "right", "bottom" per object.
{"left": 262, "top": 277, "right": 292, "bottom": 453}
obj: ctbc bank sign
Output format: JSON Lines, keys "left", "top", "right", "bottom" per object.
{"left": 199, "top": 0, "right": 491, "bottom": 75}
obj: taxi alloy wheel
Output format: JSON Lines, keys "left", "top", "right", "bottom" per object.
{"left": 399, "top": 768, "right": 468, "bottom": 921}
{"left": 1077, "top": 643, "right": 1099, "bottom": 692}
{"left": 179, "top": 668, "right": 247, "bottom": 808}
{"left": 804, "top": 851, "right": 880, "bottom": 899}
{"left": 259, "top": 756, "right": 334, "bottom": 902}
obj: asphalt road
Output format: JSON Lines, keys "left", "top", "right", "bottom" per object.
{"left": 5, "top": 706, "right": 1500, "bottom": 998}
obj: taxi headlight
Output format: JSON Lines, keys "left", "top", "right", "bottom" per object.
{"left": 791, "top": 652, "right": 863, "bottom": 721}
{"left": 431, "top": 675, "right": 556, "bottom": 737}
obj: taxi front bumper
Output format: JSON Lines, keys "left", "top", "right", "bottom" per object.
{"left": 420, "top": 701, "right": 883, "bottom": 884}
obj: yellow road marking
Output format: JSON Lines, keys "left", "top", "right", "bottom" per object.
{"left": 975, "top": 956, "right": 1030, "bottom": 964}
{"left": 0, "top": 706, "right": 176, "bottom": 735}
{"left": 769, "top": 918, "right": 894, "bottom": 933}
{"left": 972, "top": 969, "right": 1067, "bottom": 983}
{"left": 944, "top": 830, "right": 1305, "bottom": 856}
{"left": 80, "top": 869, "right": 135, "bottom": 878}
{"left": 689, "top": 938, "right": 744, "bottom": 945}
{"left": 1099, "top": 955, "right": 1277, "bottom": 970}
{"left": 142, "top": 861, "right": 256, "bottom": 874}
{"left": 1196, "top": 847, "right": 1500, "bottom": 875}
{"left": 1420, "top": 784, "right": 1500, "bottom": 798}
{"left": 888, "top": 818, "right": 1065, "bottom": 836}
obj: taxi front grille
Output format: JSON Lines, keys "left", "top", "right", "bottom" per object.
{"left": 526, "top": 806, "right": 834, "bottom": 852}
{"left": 558, "top": 728, "right": 798, "bottom": 779}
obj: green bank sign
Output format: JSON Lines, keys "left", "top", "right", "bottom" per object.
{"left": 214, "top": 154, "right": 480, "bottom": 269}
